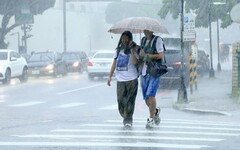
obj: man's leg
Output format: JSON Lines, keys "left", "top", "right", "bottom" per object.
{"left": 145, "top": 76, "right": 160, "bottom": 128}
{"left": 145, "top": 96, "right": 156, "bottom": 118}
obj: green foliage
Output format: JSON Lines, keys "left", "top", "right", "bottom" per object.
{"left": 158, "top": 0, "right": 240, "bottom": 29}
{"left": 0, "top": 0, "right": 56, "bottom": 49}
{"left": 0, "top": 0, "right": 56, "bottom": 15}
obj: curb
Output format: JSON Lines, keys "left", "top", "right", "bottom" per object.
{"left": 172, "top": 104, "right": 232, "bottom": 116}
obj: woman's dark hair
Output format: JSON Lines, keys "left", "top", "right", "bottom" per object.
{"left": 116, "top": 31, "right": 133, "bottom": 48}
{"left": 116, "top": 31, "right": 133, "bottom": 55}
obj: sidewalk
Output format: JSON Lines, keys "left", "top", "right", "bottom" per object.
{"left": 173, "top": 69, "right": 240, "bottom": 116}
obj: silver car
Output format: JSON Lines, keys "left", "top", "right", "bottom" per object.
{"left": 87, "top": 50, "right": 114, "bottom": 80}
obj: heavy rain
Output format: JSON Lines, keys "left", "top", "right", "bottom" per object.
{"left": 0, "top": 0, "right": 240, "bottom": 150}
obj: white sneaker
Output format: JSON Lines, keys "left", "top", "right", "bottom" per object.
{"left": 146, "top": 118, "right": 155, "bottom": 128}
{"left": 124, "top": 123, "right": 132, "bottom": 127}
{"left": 153, "top": 107, "right": 161, "bottom": 125}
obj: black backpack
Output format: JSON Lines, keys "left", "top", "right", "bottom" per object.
{"left": 141, "top": 35, "right": 166, "bottom": 64}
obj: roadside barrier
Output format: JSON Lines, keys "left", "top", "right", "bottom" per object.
{"left": 193, "top": 59, "right": 198, "bottom": 90}
{"left": 189, "top": 53, "right": 198, "bottom": 94}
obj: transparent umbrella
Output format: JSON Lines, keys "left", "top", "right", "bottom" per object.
{"left": 108, "top": 17, "right": 169, "bottom": 34}
{"left": 230, "top": 3, "right": 240, "bottom": 24}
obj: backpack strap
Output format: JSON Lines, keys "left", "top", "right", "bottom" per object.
{"left": 151, "top": 36, "right": 159, "bottom": 54}
{"left": 152, "top": 36, "right": 167, "bottom": 64}
{"left": 140, "top": 37, "right": 147, "bottom": 49}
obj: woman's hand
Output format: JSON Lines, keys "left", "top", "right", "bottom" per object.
{"left": 107, "top": 77, "right": 112, "bottom": 86}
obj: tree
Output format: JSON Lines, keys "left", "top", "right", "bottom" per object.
{"left": 158, "top": 0, "right": 240, "bottom": 29}
{"left": 0, "top": 0, "right": 56, "bottom": 49}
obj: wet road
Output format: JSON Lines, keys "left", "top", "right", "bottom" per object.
{"left": 0, "top": 72, "right": 239, "bottom": 150}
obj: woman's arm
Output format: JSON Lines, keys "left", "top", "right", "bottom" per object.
{"left": 107, "top": 59, "right": 116, "bottom": 86}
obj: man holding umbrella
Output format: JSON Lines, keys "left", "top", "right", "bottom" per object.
{"left": 139, "top": 29, "right": 164, "bottom": 128}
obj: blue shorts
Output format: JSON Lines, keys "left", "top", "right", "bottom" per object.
{"left": 141, "top": 74, "right": 160, "bottom": 100}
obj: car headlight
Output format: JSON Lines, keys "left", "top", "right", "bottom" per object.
{"left": 73, "top": 61, "right": 79, "bottom": 67}
{"left": 46, "top": 64, "right": 54, "bottom": 70}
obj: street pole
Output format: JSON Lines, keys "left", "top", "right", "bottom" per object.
{"left": 209, "top": 0, "right": 215, "bottom": 78}
{"left": 217, "top": 19, "right": 221, "bottom": 71}
{"left": 17, "top": 32, "right": 20, "bottom": 53}
{"left": 23, "top": 24, "right": 27, "bottom": 53}
{"left": 63, "top": 0, "right": 67, "bottom": 52}
{"left": 177, "top": 0, "right": 188, "bottom": 103}
{"left": 10, "top": 32, "right": 20, "bottom": 53}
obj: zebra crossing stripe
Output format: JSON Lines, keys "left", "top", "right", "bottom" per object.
{"left": 106, "top": 120, "right": 240, "bottom": 127}
{"left": 0, "top": 141, "right": 211, "bottom": 149}
{"left": 13, "top": 134, "right": 223, "bottom": 142}
{"left": 99, "top": 104, "right": 117, "bottom": 110}
{"left": 78, "top": 124, "right": 240, "bottom": 131}
{"left": 51, "top": 129, "right": 239, "bottom": 136}
{"left": 163, "top": 118, "right": 240, "bottom": 126}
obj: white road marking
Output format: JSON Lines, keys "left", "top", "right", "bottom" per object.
{"left": 0, "top": 141, "right": 211, "bottom": 149}
{"left": 51, "top": 129, "right": 239, "bottom": 136}
{"left": 78, "top": 123, "right": 240, "bottom": 131}
{"left": 13, "top": 134, "right": 223, "bottom": 142}
{"left": 39, "top": 120, "right": 53, "bottom": 123}
{"left": 106, "top": 120, "right": 240, "bottom": 127}
{"left": 134, "top": 118, "right": 240, "bottom": 127}
{"left": 53, "top": 103, "right": 86, "bottom": 108}
{"left": 56, "top": 83, "right": 106, "bottom": 95}
{"left": 99, "top": 104, "right": 117, "bottom": 110}
{"left": 8, "top": 101, "right": 45, "bottom": 107}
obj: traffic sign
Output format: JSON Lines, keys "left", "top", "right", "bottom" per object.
{"left": 184, "top": 16, "right": 195, "bottom": 30}
{"left": 183, "top": 15, "right": 196, "bottom": 41}
{"left": 183, "top": 30, "right": 196, "bottom": 41}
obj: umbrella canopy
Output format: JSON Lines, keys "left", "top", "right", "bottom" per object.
{"left": 230, "top": 3, "right": 240, "bottom": 24}
{"left": 108, "top": 17, "right": 169, "bottom": 34}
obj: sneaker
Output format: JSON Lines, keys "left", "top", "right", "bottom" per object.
{"left": 146, "top": 118, "right": 155, "bottom": 128}
{"left": 153, "top": 107, "right": 161, "bottom": 125}
{"left": 124, "top": 123, "right": 132, "bottom": 128}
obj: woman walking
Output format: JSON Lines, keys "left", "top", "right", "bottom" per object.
{"left": 107, "top": 31, "right": 139, "bottom": 127}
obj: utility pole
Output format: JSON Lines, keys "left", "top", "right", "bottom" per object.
{"left": 10, "top": 32, "right": 20, "bottom": 53}
{"left": 23, "top": 24, "right": 27, "bottom": 53}
{"left": 209, "top": 0, "right": 215, "bottom": 78}
{"left": 217, "top": 19, "right": 221, "bottom": 71}
{"left": 63, "top": 0, "right": 67, "bottom": 52}
{"left": 177, "top": 0, "right": 188, "bottom": 103}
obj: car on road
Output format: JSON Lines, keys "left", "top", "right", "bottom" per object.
{"left": 160, "top": 48, "right": 190, "bottom": 88}
{"left": 87, "top": 50, "right": 114, "bottom": 80}
{"left": 62, "top": 51, "right": 89, "bottom": 73}
{"left": 0, "top": 49, "right": 28, "bottom": 84}
{"left": 87, "top": 50, "right": 98, "bottom": 60}
{"left": 197, "top": 49, "right": 210, "bottom": 76}
{"left": 27, "top": 51, "right": 68, "bottom": 77}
